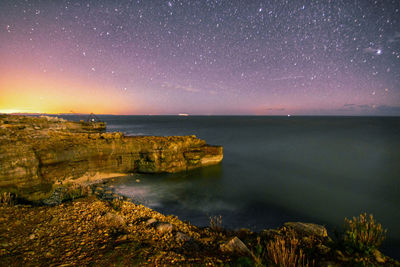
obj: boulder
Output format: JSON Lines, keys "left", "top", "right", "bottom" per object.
{"left": 284, "top": 222, "right": 327, "bottom": 238}
{"left": 220, "top": 236, "right": 252, "bottom": 256}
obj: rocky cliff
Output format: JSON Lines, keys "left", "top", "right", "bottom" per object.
{"left": 0, "top": 115, "right": 223, "bottom": 202}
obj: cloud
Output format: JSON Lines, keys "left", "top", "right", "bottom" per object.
{"left": 342, "top": 104, "right": 400, "bottom": 115}
{"left": 265, "top": 107, "right": 285, "bottom": 111}
{"left": 376, "top": 105, "right": 400, "bottom": 113}
{"left": 161, "top": 82, "right": 199, "bottom": 93}
{"left": 341, "top": 104, "right": 356, "bottom": 111}
{"left": 358, "top": 104, "right": 371, "bottom": 109}
{"left": 269, "top": 75, "right": 304, "bottom": 81}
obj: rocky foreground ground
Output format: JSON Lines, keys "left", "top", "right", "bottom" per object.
{"left": 1, "top": 196, "right": 399, "bottom": 266}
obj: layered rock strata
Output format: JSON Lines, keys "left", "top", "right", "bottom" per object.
{"left": 0, "top": 115, "right": 223, "bottom": 201}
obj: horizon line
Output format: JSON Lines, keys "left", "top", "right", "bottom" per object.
{"left": 2, "top": 112, "right": 400, "bottom": 117}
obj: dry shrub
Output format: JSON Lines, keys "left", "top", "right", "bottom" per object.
{"left": 62, "top": 184, "right": 91, "bottom": 201}
{"left": 209, "top": 215, "right": 223, "bottom": 232}
{"left": 267, "top": 235, "right": 312, "bottom": 267}
{"left": 343, "top": 213, "right": 386, "bottom": 254}
{"left": 0, "top": 192, "right": 15, "bottom": 206}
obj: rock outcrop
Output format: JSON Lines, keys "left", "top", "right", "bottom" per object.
{"left": 0, "top": 115, "right": 223, "bottom": 202}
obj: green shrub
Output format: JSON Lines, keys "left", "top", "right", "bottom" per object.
{"left": 343, "top": 213, "right": 387, "bottom": 254}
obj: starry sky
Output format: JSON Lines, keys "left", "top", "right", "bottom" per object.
{"left": 0, "top": 0, "right": 399, "bottom": 115}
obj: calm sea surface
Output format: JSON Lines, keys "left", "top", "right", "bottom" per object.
{"left": 65, "top": 115, "right": 400, "bottom": 257}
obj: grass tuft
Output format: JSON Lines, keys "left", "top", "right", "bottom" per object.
{"left": 266, "top": 235, "right": 312, "bottom": 267}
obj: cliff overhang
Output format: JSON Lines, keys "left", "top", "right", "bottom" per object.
{"left": 0, "top": 115, "right": 223, "bottom": 202}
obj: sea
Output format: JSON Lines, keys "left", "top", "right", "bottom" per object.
{"left": 62, "top": 115, "right": 400, "bottom": 258}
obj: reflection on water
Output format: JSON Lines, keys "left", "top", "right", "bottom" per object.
{"left": 62, "top": 115, "right": 400, "bottom": 258}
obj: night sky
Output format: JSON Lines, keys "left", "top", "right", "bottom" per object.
{"left": 0, "top": 0, "right": 399, "bottom": 115}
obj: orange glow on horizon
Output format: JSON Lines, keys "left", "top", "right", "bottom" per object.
{"left": 0, "top": 69, "right": 137, "bottom": 115}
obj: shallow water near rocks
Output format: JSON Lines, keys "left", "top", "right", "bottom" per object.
{"left": 64, "top": 115, "right": 400, "bottom": 258}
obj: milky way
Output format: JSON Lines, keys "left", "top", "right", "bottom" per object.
{"left": 0, "top": 0, "right": 399, "bottom": 115}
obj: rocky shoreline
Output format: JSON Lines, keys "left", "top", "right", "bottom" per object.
{"left": 0, "top": 115, "right": 223, "bottom": 203}
{"left": 1, "top": 115, "right": 399, "bottom": 265}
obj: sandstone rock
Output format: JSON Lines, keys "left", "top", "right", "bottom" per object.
{"left": 284, "top": 222, "right": 328, "bottom": 238}
{"left": 156, "top": 223, "right": 173, "bottom": 234}
{"left": 0, "top": 115, "right": 223, "bottom": 202}
{"left": 219, "top": 236, "right": 252, "bottom": 256}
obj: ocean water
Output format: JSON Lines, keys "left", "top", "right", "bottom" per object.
{"left": 66, "top": 115, "right": 400, "bottom": 257}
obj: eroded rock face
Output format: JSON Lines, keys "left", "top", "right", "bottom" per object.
{"left": 0, "top": 115, "right": 223, "bottom": 202}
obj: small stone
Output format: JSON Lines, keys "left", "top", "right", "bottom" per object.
{"left": 156, "top": 223, "right": 173, "bottom": 234}
{"left": 103, "top": 212, "right": 125, "bottom": 227}
{"left": 220, "top": 236, "right": 252, "bottom": 256}
{"left": 115, "top": 235, "right": 128, "bottom": 243}
{"left": 146, "top": 218, "right": 157, "bottom": 226}
{"left": 176, "top": 232, "right": 191, "bottom": 242}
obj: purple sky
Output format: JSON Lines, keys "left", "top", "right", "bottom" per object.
{"left": 1, "top": 0, "right": 399, "bottom": 115}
